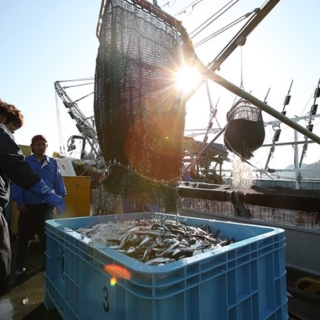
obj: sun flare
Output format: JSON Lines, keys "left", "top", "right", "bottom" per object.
{"left": 175, "top": 67, "right": 202, "bottom": 92}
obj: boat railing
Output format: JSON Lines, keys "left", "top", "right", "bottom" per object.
{"left": 178, "top": 183, "right": 320, "bottom": 275}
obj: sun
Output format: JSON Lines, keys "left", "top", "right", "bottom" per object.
{"left": 175, "top": 67, "right": 202, "bottom": 92}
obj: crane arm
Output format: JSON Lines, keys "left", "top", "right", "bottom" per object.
{"left": 54, "top": 80, "right": 100, "bottom": 158}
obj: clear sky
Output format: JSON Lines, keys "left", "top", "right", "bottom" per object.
{"left": 1, "top": 0, "right": 320, "bottom": 172}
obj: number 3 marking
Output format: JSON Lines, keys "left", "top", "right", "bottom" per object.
{"left": 103, "top": 286, "right": 109, "bottom": 313}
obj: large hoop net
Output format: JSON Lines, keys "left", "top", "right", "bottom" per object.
{"left": 94, "top": 0, "right": 190, "bottom": 212}
{"left": 224, "top": 99, "right": 265, "bottom": 160}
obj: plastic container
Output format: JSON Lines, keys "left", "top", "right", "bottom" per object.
{"left": 44, "top": 213, "right": 288, "bottom": 320}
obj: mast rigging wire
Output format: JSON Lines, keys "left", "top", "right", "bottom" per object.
{"left": 56, "top": 77, "right": 93, "bottom": 83}
{"left": 73, "top": 91, "right": 94, "bottom": 104}
{"left": 207, "top": 9, "right": 258, "bottom": 68}
{"left": 189, "top": 0, "right": 238, "bottom": 39}
{"left": 240, "top": 46, "right": 244, "bottom": 89}
{"left": 194, "top": 9, "right": 256, "bottom": 48}
{"left": 174, "top": 0, "right": 204, "bottom": 16}
{"left": 55, "top": 90, "right": 66, "bottom": 156}
{"left": 161, "top": 0, "right": 177, "bottom": 9}
{"left": 59, "top": 81, "right": 94, "bottom": 90}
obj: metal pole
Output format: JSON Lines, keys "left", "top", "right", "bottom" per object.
{"left": 294, "top": 130, "right": 299, "bottom": 189}
{"left": 261, "top": 140, "right": 316, "bottom": 147}
{"left": 203, "top": 70, "right": 320, "bottom": 144}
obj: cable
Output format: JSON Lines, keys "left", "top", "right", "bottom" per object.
{"left": 55, "top": 90, "right": 66, "bottom": 156}
{"left": 56, "top": 77, "right": 93, "bottom": 83}
{"left": 174, "top": 0, "right": 204, "bottom": 16}
{"left": 161, "top": 0, "right": 177, "bottom": 9}
{"left": 60, "top": 81, "right": 94, "bottom": 90}
{"left": 194, "top": 11, "right": 254, "bottom": 48}
{"left": 73, "top": 92, "right": 94, "bottom": 103}
{"left": 240, "top": 46, "right": 244, "bottom": 90}
{"left": 189, "top": 0, "right": 238, "bottom": 39}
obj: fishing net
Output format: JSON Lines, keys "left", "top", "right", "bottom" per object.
{"left": 224, "top": 99, "right": 265, "bottom": 160}
{"left": 94, "top": 0, "right": 190, "bottom": 212}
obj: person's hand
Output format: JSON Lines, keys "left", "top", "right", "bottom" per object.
{"left": 43, "top": 193, "right": 66, "bottom": 214}
{"left": 17, "top": 204, "right": 27, "bottom": 212}
{"left": 29, "top": 179, "right": 66, "bottom": 214}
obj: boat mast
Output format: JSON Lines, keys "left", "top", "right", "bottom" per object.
{"left": 298, "top": 78, "right": 320, "bottom": 168}
{"left": 264, "top": 80, "right": 293, "bottom": 172}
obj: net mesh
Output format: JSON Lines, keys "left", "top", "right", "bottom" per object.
{"left": 224, "top": 99, "right": 265, "bottom": 160}
{"left": 94, "top": 0, "right": 189, "bottom": 212}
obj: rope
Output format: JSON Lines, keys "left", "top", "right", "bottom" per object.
{"left": 203, "top": 82, "right": 221, "bottom": 139}
{"left": 102, "top": 161, "right": 179, "bottom": 190}
{"left": 214, "top": 112, "right": 222, "bottom": 130}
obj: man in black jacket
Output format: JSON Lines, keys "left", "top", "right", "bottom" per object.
{"left": 0, "top": 99, "right": 66, "bottom": 295}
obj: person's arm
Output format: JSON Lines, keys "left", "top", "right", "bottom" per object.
{"left": 0, "top": 124, "right": 40, "bottom": 188}
{"left": 0, "top": 125, "right": 66, "bottom": 212}
{"left": 53, "top": 160, "right": 67, "bottom": 198}
{"left": 11, "top": 183, "right": 27, "bottom": 211}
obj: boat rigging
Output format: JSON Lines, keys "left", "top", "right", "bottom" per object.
{"left": 54, "top": 79, "right": 99, "bottom": 159}
{"left": 264, "top": 80, "right": 293, "bottom": 172}
{"left": 299, "top": 78, "right": 320, "bottom": 168}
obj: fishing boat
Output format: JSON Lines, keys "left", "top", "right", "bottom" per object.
{"left": 1, "top": 0, "right": 320, "bottom": 319}
{"left": 63, "top": 0, "right": 320, "bottom": 306}
{"left": 55, "top": 1, "right": 320, "bottom": 318}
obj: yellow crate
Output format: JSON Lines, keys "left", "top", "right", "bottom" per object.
{"left": 60, "top": 176, "right": 91, "bottom": 218}
{"left": 20, "top": 145, "right": 32, "bottom": 156}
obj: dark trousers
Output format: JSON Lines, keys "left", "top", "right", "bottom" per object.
{"left": 0, "top": 212, "right": 10, "bottom": 295}
{"left": 16, "top": 203, "right": 55, "bottom": 266}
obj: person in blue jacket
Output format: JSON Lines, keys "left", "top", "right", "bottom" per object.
{"left": 12, "top": 134, "right": 67, "bottom": 277}
{"left": 0, "top": 99, "right": 66, "bottom": 295}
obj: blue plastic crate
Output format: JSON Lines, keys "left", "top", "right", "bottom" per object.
{"left": 44, "top": 213, "right": 288, "bottom": 320}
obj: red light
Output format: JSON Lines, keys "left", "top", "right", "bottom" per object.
{"left": 104, "top": 264, "right": 131, "bottom": 280}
